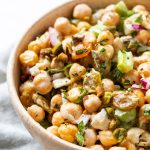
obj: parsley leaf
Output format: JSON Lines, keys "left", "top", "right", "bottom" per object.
{"left": 76, "top": 88, "right": 87, "bottom": 103}
{"left": 76, "top": 49, "right": 84, "bottom": 55}
{"left": 76, "top": 121, "right": 85, "bottom": 146}
{"left": 100, "top": 48, "right": 106, "bottom": 53}
{"left": 76, "top": 132, "right": 84, "bottom": 146}
{"left": 123, "top": 80, "right": 131, "bottom": 86}
{"left": 100, "top": 39, "right": 108, "bottom": 45}
{"left": 144, "top": 105, "right": 150, "bottom": 116}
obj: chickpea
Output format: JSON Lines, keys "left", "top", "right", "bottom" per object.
{"left": 19, "top": 80, "right": 34, "bottom": 94}
{"left": 57, "top": 52, "right": 68, "bottom": 62}
{"left": 98, "top": 130, "right": 118, "bottom": 147}
{"left": 89, "top": 145, "right": 104, "bottom": 150}
{"left": 123, "top": 70, "right": 140, "bottom": 85}
{"left": 83, "top": 31, "right": 96, "bottom": 44}
{"left": 120, "top": 139, "right": 137, "bottom": 150}
{"left": 67, "top": 87, "right": 82, "bottom": 103}
{"left": 69, "top": 63, "right": 86, "bottom": 82}
{"left": 84, "top": 128, "right": 97, "bottom": 147}
{"left": 145, "top": 89, "right": 150, "bottom": 103}
{"left": 83, "top": 94, "right": 101, "bottom": 113}
{"left": 60, "top": 102, "right": 83, "bottom": 124}
{"left": 97, "top": 31, "right": 114, "bottom": 45}
{"left": 102, "top": 79, "right": 115, "bottom": 92}
{"left": 73, "top": 4, "right": 92, "bottom": 20}
{"left": 19, "top": 50, "right": 38, "bottom": 67}
{"left": 109, "top": 147, "right": 126, "bottom": 150}
{"left": 27, "top": 104, "right": 45, "bottom": 122}
{"left": 101, "top": 12, "right": 120, "bottom": 26}
{"left": 47, "top": 126, "right": 59, "bottom": 137}
{"left": 52, "top": 112, "right": 64, "bottom": 126}
{"left": 134, "top": 51, "right": 150, "bottom": 68}
{"left": 136, "top": 30, "right": 150, "bottom": 45}
{"left": 97, "top": 45, "right": 114, "bottom": 62}
{"left": 77, "top": 21, "right": 91, "bottom": 30}
{"left": 50, "top": 57, "right": 64, "bottom": 70}
{"left": 134, "top": 89, "right": 145, "bottom": 107}
{"left": 105, "top": 4, "right": 115, "bottom": 12}
{"left": 28, "top": 32, "right": 50, "bottom": 53}
{"left": 36, "top": 59, "right": 51, "bottom": 70}
{"left": 54, "top": 17, "right": 72, "bottom": 35}
{"left": 137, "top": 62, "right": 150, "bottom": 77}
{"left": 19, "top": 80, "right": 35, "bottom": 107}
{"left": 58, "top": 124, "right": 78, "bottom": 143}
{"left": 133, "top": 5, "right": 148, "bottom": 15}
{"left": 50, "top": 94, "right": 62, "bottom": 111}
{"left": 33, "top": 71, "right": 53, "bottom": 94}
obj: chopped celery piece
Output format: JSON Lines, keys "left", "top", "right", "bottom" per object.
{"left": 117, "top": 50, "right": 133, "bottom": 73}
{"left": 114, "top": 109, "right": 136, "bottom": 123}
{"left": 115, "top": 1, "right": 128, "bottom": 17}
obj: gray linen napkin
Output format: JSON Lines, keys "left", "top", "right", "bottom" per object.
{"left": 0, "top": 44, "right": 43, "bottom": 150}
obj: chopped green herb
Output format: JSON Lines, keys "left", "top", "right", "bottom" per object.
{"left": 78, "top": 121, "right": 85, "bottom": 134}
{"left": 39, "top": 120, "right": 51, "bottom": 129}
{"left": 100, "top": 39, "right": 108, "bottom": 45}
{"left": 76, "top": 132, "right": 84, "bottom": 146}
{"left": 144, "top": 105, "right": 150, "bottom": 116}
{"left": 123, "top": 80, "right": 131, "bottom": 86}
{"left": 100, "top": 48, "right": 106, "bottom": 53}
{"left": 76, "top": 88, "right": 87, "bottom": 103}
{"left": 135, "top": 15, "right": 143, "bottom": 23}
{"left": 76, "top": 49, "right": 86, "bottom": 55}
{"left": 76, "top": 121, "right": 85, "bottom": 146}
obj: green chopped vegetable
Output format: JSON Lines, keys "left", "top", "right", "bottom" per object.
{"left": 115, "top": 1, "right": 128, "bottom": 17}
{"left": 76, "top": 121, "right": 85, "bottom": 146}
{"left": 51, "top": 42, "right": 62, "bottom": 55}
{"left": 123, "top": 79, "right": 131, "bottom": 86}
{"left": 113, "top": 128, "right": 126, "bottom": 143}
{"left": 111, "top": 67, "right": 124, "bottom": 82}
{"left": 127, "top": 10, "right": 134, "bottom": 17}
{"left": 76, "top": 88, "right": 88, "bottom": 103}
{"left": 144, "top": 105, "right": 150, "bottom": 116}
{"left": 135, "top": 15, "right": 143, "bottom": 23}
{"left": 76, "top": 132, "right": 84, "bottom": 146}
{"left": 100, "top": 39, "right": 109, "bottom": 45}
{"left": 100, "top": 48, "right": 106, "bottom": 53}
{"left": 103, "top": 92, "right": 113, "bottom": 105}
{"left": 39, "top": 120, "right": 51, "bottom": 129}
{"left": 76, "top": 49, "right": 84, "bottom": 55}
{"left": 115, "top": 109, "right": 136, "bottom": 123}
{"left": 137, "top": 45, "right": 150, "bottom": 54}
{"left": 117, "top": 50, "right": 133, "bottom": 73}
{"left": 78, "top": 121, "right": 85, "bottom": 134}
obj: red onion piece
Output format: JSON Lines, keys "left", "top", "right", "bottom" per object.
{"left": 132, "top": 24, "right": 144, "bottom": 31}
{"left": 49, "top": 27, "right": 60, "bottom": 46}
{"left": 140, "top": 78, "right": 150, "bottom": 90}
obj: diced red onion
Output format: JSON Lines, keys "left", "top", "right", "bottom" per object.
{"left": 140, "top": 78, "right": 150, "bottom": 90}
{"left": 49, "top": 27, "right": 60, "bottom": 46}
{"left": 132, "top": 24, "right": 144, "bottom": 31}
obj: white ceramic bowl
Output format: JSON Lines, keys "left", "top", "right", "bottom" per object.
{"left": 7, "top": 0, "right": 150, "bottom": 149}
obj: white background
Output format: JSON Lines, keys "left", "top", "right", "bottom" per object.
{"left": 0, "top": 0, "right": 69, "bottom": 52}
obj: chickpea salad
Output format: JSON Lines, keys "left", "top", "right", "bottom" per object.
{"left": 19, "top": 1, "right": 150, "bottom": 150}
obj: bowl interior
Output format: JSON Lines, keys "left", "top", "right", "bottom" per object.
{"left": 7, "top": 0, "right": 150, "bottom": 149}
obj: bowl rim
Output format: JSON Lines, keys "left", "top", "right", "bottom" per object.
{"left": 7, "top": 0, "right": 88, "bottom": 150}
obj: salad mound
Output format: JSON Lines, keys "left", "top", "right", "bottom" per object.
{"left": 19, "top": 1, "right": 150, "bottom": 150}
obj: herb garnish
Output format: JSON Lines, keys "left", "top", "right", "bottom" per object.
{"left": 76, "top": 121, "right": 85, "bottom": 146}
{"left": 100, "top": 39, "right": 108, "bottom": 45}
{"left": 135, "top": 15, "right": 143, "bottom": 24}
